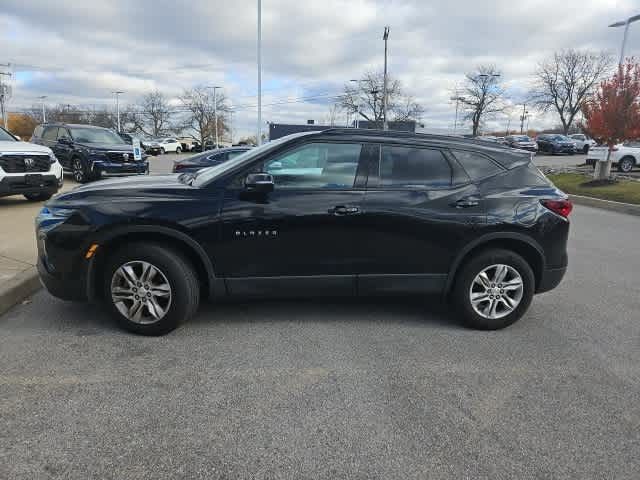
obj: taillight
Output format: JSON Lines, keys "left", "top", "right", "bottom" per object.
{"left": 173, "top": 163, "right": 185, "bottom": 172}
{"left": 541, "top": 199, "right": 573, "bottom": 218}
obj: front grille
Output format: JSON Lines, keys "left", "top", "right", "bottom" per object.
{"left": 0, "top": 154, "right": 51, "bottom": 173}
{"left": 106, "top": 151, "right": 134, "bottom": 162}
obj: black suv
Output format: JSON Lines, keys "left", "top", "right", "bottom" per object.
{"left": 36, "top": 129, "right": 571, "bottom": 335}
{"left": 536, "top": 134, "right": 576, "bottom": 155}
{"left": 32, "top": 123, "right": 149, "bottom": 182}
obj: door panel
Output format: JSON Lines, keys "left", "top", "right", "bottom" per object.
{"left": 214, "top": 141, "right": 373, "bottom": 296}
{"left": 356, "top": 144, "right": 486, "bottom": 295}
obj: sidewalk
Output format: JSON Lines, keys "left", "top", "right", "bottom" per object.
{"left": 0, "top": 183, "right": 73, "bottom": 314}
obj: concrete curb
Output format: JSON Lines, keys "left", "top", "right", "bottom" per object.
{"left": 0, "top": 267, "right": 41, "bottom": 317}
{"left": 569, "top": 194, "right": 640, "bottom": 217}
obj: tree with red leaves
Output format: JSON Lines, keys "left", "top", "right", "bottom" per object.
{"left": 581, "top": 60, "right": 640, "bottom": 179}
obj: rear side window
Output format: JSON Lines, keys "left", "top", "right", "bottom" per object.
{"left": 33, "top": 125, "right": 43, "bottom": 138}
{"left": 41, "top": 127, "right": 58, "bottom": 141}
{"left": 379, "top": 146, "right": 451, "bottom": 188}
{"left": 451, "top": 150, "right": 503, "bottom": 181}
{"left": 57, "top": 128, "right": 70, "bottom": 139}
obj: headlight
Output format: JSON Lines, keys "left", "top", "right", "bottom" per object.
{"left": 87, "top": 149, "right": 107, "bottom": 157}
{"left": 36, "top": 206, "right": 75, "bottom": 233}
{"left": 49, "top": 153, "right": 58, "bottom": 164}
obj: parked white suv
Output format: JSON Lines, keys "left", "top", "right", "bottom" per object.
{"left": 0, "top": 127, "right": 63, "bottom": 201}
{"left": 158, "top": 138, "right": 182, "bottom": 154}
{"left": 586, "top": 141, "right": 639, "bottom": 173}
{"left": 569, "top": 134, "right": 597, "bottom": 154}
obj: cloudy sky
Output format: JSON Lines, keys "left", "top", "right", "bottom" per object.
{"left": 1, "top": 0, "right": 638, "bottom": 138}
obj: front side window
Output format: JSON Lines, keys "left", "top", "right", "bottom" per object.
{"left": 57, "top": 128, "right": 70, "bottom": 139}
{"left": 379, "top": 146, "right": 451, "bottom": 188}
{"left": 451, "top": 149, "right": 503, "bottom": 181}
{"left": 264, "top": 142, "right": 362, "bottom": 189}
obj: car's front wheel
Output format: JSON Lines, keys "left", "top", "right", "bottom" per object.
{"left": 582, "top": 145, "right": 589, "bottom": 154}
{"left": 103, "top": 243, "right": 200, "bottom": 335}
{"left": 160, "top": 147, "right": 165, "bottom": 155}
{"left": 618, "top": 156, "right": 635, "bottom": 173}
{"left": 453, "top": 249, "right": 535, "bottom": 330}
{"left": 72, "top": 157, "right": 90, "bottom": 183}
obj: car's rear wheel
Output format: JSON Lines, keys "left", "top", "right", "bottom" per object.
{"left": 23, "top": 192, "right": 52, "bottom": 201}
{"left": 176, "top": 146, "right": 182, "bottom": 154}
{"left": 618, "top": 156, "right": 635, "bottom": 173}
{"left": 103, "top": 243, "right": 200, "bottom": 335}
{"left": 72, "top": 157, "right": 89, "bottom": 183}
{"left": 160, "top": 147, "right": 165, "bottom": 155}
{"left": 452, "top": 249, "right": 535, "bottom": 330}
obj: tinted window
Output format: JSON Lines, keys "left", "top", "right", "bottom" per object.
{"left": 451, "top": 150, "right": 503, "bottom": 181}
{"left": 379, "top": 146, "right": 451, "bottom": 188}
{"left": 264, "top": 142, "right": 362, "bottom": 189}
{"left": 57, "top": 128, "right": 70, "bottom": 139}
{"left": 69, "top": 127, "right": 125, "bottom": 144}
{"left": 41, "top": 127, "right": 59, "bottom": 141}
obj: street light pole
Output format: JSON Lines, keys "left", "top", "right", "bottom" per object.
{"left": 609, "top": 14, "right": 640, "bottom": 65}
{"left": 112, "top": 91, "right": 124, "bottom": 132}
{"left": 38, "top": 95, "right": 47, "bottom": 122}
{"left": 520, "top": 104, "right": 528, "bottom": 134}
{"left": 207, "top": 86, "right": 222, "bottom": 148}
{"left": 349, "top": 79, "right": 361, "bottom": 128}
{"left": 257, "top": 0, "right": 262, "bottom": 145}
{"left": 382, "top": 26, "right": 390, "bottom": 131}
{"left": 450, "top": 96, "right": 464, "bottom": 134}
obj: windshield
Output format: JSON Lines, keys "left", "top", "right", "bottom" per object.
{"left": 553, "top": 135, "right": 570, "bottom": 141}
{"left": 192, "top": 132, "right": 316, "bottom": 187}
{"left": 69, "top": 127, "right": 126, "bottom": 144}
{"left": 0, "top": 127, "right": 17, "bottom": 142}
{"left": 513, "top": 136, "right": 530, "bottom": 142}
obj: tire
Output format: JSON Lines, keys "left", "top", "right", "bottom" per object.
{"left": 582, "top": 145, "right": 589, "bottom": 154}
{"left": 160, "top": 147, "right": 165, "bottom": 155}
{"left": 618, "top": 156, "right": 635, "bottom": 173}
{"left": 23, "top": 192, "right": 52, "bottom": 201}
{"left": 175, "top": 146, "right": 182, "bottom": 154}
{"left": 72, "top": 157, "right": 90, "bottom": 183}
{"left": 452, "top": 248, "right": 535, "bottom": 330}
{"left": 103, "top": 242, "right": 200, "bottom": 335}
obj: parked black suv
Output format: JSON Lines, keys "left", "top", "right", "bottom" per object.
{"left": 536, "top": 134, "right": 576, "bottom": 155}
{"left": 36, "top": 129, "right": 571, "bottom": 335}
{"left": 32, "top": 123, "right": 149, "bottom": 182}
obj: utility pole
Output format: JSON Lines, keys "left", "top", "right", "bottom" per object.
{"left": 0, "top": 64, "right": 12, "bottom": 129}
{"left": 38, "top": 96, "right": 47, "bottom": 122}
{"left": 520, "top": 103, "right": 528, "bottom": 134}
{"left": 257, "top": 0, "right": 262, "bottom": 145}
{"left": 112, "top": 91, "right": 124, "bottom": 132}
{"left": 609, "top": 15, "right": 640, "bottom": 65}
{"left": 382, "top": 26, "right": 390, "bottom": 130}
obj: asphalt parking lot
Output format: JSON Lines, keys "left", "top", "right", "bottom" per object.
{"left": 1, "top": 203, "right": 639, "bottom": 479}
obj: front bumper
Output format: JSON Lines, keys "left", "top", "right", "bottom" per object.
{"left": 0, "top": 174, "right": 60, "bottom": 198}
{"left": 536, "top": 266, "right": 567, "bottom": 294}
{"left": 91, "top": 160, "right": 149, "bottom": 177}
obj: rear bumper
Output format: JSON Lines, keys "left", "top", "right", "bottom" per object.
{"left": 536, "top": 266, "right": 566, "bottom": 294}
{"left": 0, "top": 174, "right": 60, "bottom": 198}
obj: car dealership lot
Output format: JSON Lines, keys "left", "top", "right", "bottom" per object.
{"left": 1, "top": 205, "right": 639, "bottom": 479}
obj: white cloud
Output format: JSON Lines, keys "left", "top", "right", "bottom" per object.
{"left": 2, "top": 0, "right": 638, "bottom": 136}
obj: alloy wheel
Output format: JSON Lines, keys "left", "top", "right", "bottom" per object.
{"left": 469, "top": 264, "right": 524, "bottom": 320}
{"left": 620, "top": 158, "right": 633, "bottom": 173}
{"left": 73, "top": 159, "right": 84, "bottom": 182}
{"left": 110, "top": 261, "right": 172, "bottom": 324}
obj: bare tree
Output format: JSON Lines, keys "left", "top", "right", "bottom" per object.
{"left": 325, "top": 104, "right": 342, "bottom": 126}
{"left": 530, "top": 49, "right": 612, "bottom": 134}
{"left": 179, "top": 87, "right": 229, "bottom": 146}
{"left": 340, "top": 71, "right": 423, "bottom": 128}
{"left": 133, "top": 90, "right": 173, "bottom": 137}
{"left": 460, "top": 65, "right": 505, "bottom": 137}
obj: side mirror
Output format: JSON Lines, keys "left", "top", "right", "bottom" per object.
{"left": 58, "top": 136, "right": 71, "bottom": 144}
{"left": 245, "top": 173, "right": 274, "bottom": 193}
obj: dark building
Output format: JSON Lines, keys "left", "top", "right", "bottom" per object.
{"left": 269, "top": 120, "right": 418, "bottom": 140}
